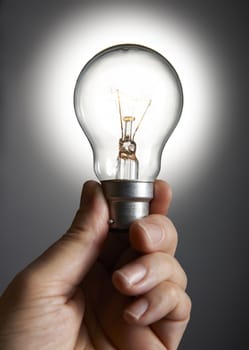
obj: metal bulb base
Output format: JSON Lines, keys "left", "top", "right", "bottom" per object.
{"left": 102, "top": 180, "right": 154, "bottom": 230}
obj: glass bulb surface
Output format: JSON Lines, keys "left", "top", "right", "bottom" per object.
{"left": 74, "top": 44, "right": 183, "bottom": 182}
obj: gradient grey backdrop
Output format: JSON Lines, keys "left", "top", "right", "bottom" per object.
{"left": 1, "top": 0, "right": 248, "bottom": 349}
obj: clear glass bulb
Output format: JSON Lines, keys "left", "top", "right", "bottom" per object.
{"left": 74, "top": 44, "right": 183, "bottom": 229}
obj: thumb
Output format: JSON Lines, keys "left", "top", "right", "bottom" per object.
{"left": 26, "top": 181, "right": 109, "bottom": 295}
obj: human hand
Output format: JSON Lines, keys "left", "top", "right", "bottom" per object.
{"left": 0, "top": 180, "right": 191, "bottom": 350}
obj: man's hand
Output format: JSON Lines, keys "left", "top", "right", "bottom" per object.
{"left": 0, "top": 180, "right": 191, "bottom": 350}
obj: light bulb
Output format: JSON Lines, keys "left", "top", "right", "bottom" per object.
{"left": 74, "top": 44, "right": 183, "bottom": 229}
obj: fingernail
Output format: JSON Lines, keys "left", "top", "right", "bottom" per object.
{"left": 114, "top": 264, "right": 147, "bottom": 285}
{"left": 124, "top": 298, "right": 149, "bottom": 320}
{"left": 140, "top": 223, "right": 164, "bottom": 244}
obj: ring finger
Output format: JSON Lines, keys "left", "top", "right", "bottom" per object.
{"left": 123, "top": 280, "right": 191, "bottom": 327}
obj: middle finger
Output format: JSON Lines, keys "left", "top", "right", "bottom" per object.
{"left": 112, "top": 252, "right": 187, "bottom": 296}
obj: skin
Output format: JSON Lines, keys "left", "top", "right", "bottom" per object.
{"left": 0, "top": 180, "right": 191, "bottom": 350}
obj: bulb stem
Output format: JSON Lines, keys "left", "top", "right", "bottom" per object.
{"left": 102, "top": 180, "right": 154, "bottom": 230}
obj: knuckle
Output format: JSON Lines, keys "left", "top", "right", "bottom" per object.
{"left": 167, "top": 282, "right": 180, "bottom": 301}
{"left": 175, "top": 261, "right": 188, "bottom": 290}
{"left": 163, "top": 216, "right": 178, "bottom": 245}
{"left": 182, "top": 272, "right": 188, "bottom": 290}
{"left": 182, "top": 293, "right": 192, "bottom": 321}
{"left": 167, "top": 284, "right": 192, "bottom": 322}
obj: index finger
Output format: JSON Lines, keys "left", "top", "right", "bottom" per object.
{"left": 128, "top": 180, "right": 177, "bottom": 255}
{"left": 129, "top": 214, "right": 178, "bottom": 256}
{"left": 150, "top": 179, "right": 172, "bottom": 215}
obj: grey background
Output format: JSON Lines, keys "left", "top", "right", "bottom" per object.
{"left": 1, "top": 0, "right": 248, "bottom": 349}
